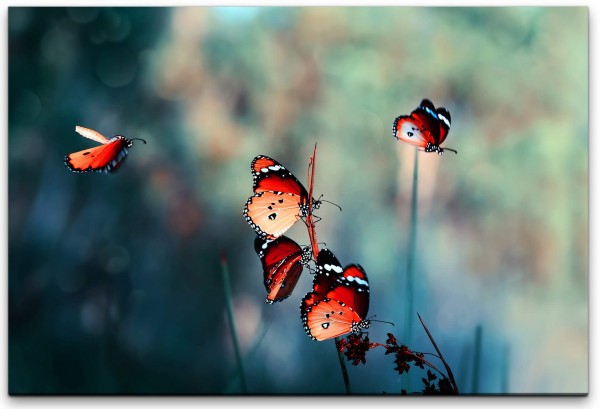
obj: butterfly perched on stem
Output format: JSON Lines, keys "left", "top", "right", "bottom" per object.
{"left": 301, "top": 248, "right": 370, "bottom": 341}
{"left": 243, "top": 155, "right": 321, "bottom": 239}
{"left": 64, "top": 126, "right": 146, "bottom": 174}
{"left": 393, "top": 99, "right": 457, "bottom": 155}
{"left": 255, "top": 235, "right": 313, "bottom": 304}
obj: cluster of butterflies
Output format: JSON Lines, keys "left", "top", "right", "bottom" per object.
{"left": 64, "top": 99, "right": 456, "bottom": 341}
{"left": 243, "top": 155, "right": 371, "bottom": 341}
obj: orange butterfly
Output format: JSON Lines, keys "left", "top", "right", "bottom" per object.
{"left": 301, "top": 248, "right": 370, "bottom": 341}
{"left": 64, "top": 126, "right": 146, "bottom": 174}
{"left": 393, "top": 99, "right": 457, "bottom": 155}
{"left": 243, "top": 155, "right": 321, "bottom": 239}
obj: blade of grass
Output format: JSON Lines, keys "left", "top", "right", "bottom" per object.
{"left": 417, "top": 312, "right": 459, "bottom": 394}
{"left": 220, "top": 254, "right": 248, "bottom": 393}
{"left": 223, "top": 318, "right": 273, "bottom": 393}
{"left": 458, "top": 342, "right": 471, "bottom": 393}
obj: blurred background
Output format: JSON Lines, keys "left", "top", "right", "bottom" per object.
{"left": 8, "top": 6, "right": 587, "bottom": 394}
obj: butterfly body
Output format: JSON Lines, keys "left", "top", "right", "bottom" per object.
{"left": 64, "top": 126, "right": 145, "bottom": 174}
{"left": 393, "top": 99, "right": 456, "bottom": 155}
{"left": 244, "top": 155, "right": 321, "bottom": 239}
{"left": 301, "top": 248, "right": 370, "bottom": 341}
{"left": 255, "top": 235, "right": 313, "bottom": 304}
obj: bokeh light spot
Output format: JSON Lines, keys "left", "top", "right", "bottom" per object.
{"left": 95, "top": 45, "right": 138, "bottom": 87}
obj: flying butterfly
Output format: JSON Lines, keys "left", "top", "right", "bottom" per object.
{"left": 243, "top": 155, "right": 321, "bottom": 239}
{"left": 393, "top": 99, "right": 457, "bottom": 155}
{"left": 301, "top": 248, "right": 370, "bottom": 341}
{"left": 254, "top": 235, "right": 313, "bottom": 304}
{"left": 64, "top": 126, "right": 146, "bottom": 174}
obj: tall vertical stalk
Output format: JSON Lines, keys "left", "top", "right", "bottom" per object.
{"left": 335, "top": 337, "right": 352, "bottom": 394}
{"left": 220, "top": 254, "right": 248, "bottom": 393}
{"left": 403, "top": 148, "right": 419, "bottom": 391}
{"left": 405, "top": 149, "right": 419, "bottom": 337}
{"left": 501, "top": 344, "right": 510, "bottom": 394}
{"left": 307, "top": 144, "right": 351, "bottom": 394}
{"left": 471, "top": 325, "right": 482, "bottom": 394}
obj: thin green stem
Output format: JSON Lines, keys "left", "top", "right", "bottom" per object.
{"left": 405, "top": 149, "right": 419, "bottom": 338}
{"left": 471, "top": 325, "right": 482, "bottom": 394}
{"left": 403, "top": 148, "right": 419, "bottom": 391}
{"left": 501, "top": 344, "right": 510, "bottom": 394}
{"left": 335, "top": 337, "right": 351, "bottom": 394}
{"left": 220, "top": 254, "right": 248, "bottom": 393}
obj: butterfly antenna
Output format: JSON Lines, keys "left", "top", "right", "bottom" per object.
{"left": 318, "top": 195, "right": 342, "bottom": 212}
{"left": 443, "top": 147, "right": 458, "bottom": 154}
{"left": 129, "top": 138, "right": 147, "bottom": 144}
{"left": 367, "top": 315, "right": 396, "bottom": 327}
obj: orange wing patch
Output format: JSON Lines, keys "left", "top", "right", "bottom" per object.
{"left": 244, "top": 192, "right": 303, "bottom": 239}
{"left": 393, "top": 116, "right": 429, "bottom": 148}
{"left": 303, "top": 299, "right": 363, "bottom": 341}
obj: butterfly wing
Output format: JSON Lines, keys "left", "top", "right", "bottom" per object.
{"left": 393, "top": 113, "right": 430, "bottom": 148}
{"left": 244, "top": 191, "right": 304, "bottom": 239}
{"left": 75, "top": 125, "right": 113, "bottom": 144}
{"left": 64, "top": 137, "right": 130, "bottom": 173}
{"left": 435, "top": 107, "right": 451, "bottom": 146}
{"left": 302, "top": 298, "right": 367, "bottom": 341}
{"left": 254, "top": 236, "right": 310, "bottom": 303}
{"left": 251, "top": 155, "right": 309, "bottom": 198}
{"left": 301, "top": 249, "right": 370, "bottom": 341}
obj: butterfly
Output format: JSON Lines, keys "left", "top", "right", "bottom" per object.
{"left": 254, "top": 235, "right": 313, "bottom": 304}
{"left": 243, "top": 155, "right": 321, "bottom": 239}
{"left": 64, "top": 125, "right": 146, "bottom": 174}
{"left": 393, "top": 99, "right": 457, "bottom": 155}
{"left": 301, "top": 248, "right": 370, "bottom": 341}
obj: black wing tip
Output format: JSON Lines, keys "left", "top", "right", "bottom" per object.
{"left": 64, "top": 156, "right": 85, "bottom": 173}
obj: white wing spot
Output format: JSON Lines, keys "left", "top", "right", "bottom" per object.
{"left": 324, "top": 264, "right": 343, "bottom": 273}
{"left": 438, "top": 113, "right": 450, "bottom": 127}
{"left": 347, "top": 276, "right": 369, "bottom": 287}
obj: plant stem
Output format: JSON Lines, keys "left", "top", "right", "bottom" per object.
{"left": 471, "top": 325, "right": 482, "bottom": 394}
{"left": 403, "top": 148, "right": 419, "bottom": 391}
{"left": 307, "top": 143, "right": 319, "bottom": 259}
{"left": 306, "top": 146, "right": 350, "bottom": 394}
{"left": 405, "top": 149, "right": 419, "bottom": 339}
{"left": 501, "top": 344, "right": 509, "bottom": 394}
{"left": 335, "top": 337, "right": 352, "bottom": 394}
{"left": 220, "top": 254, "right": 248, "bottom": 393}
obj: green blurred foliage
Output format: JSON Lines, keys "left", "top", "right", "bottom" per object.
{"left": 8, "top": 7, "right": 587, "bottom": 394}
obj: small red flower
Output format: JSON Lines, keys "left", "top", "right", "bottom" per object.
{"left": 337, "top": 333, "right": 378, "bottom": 366}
